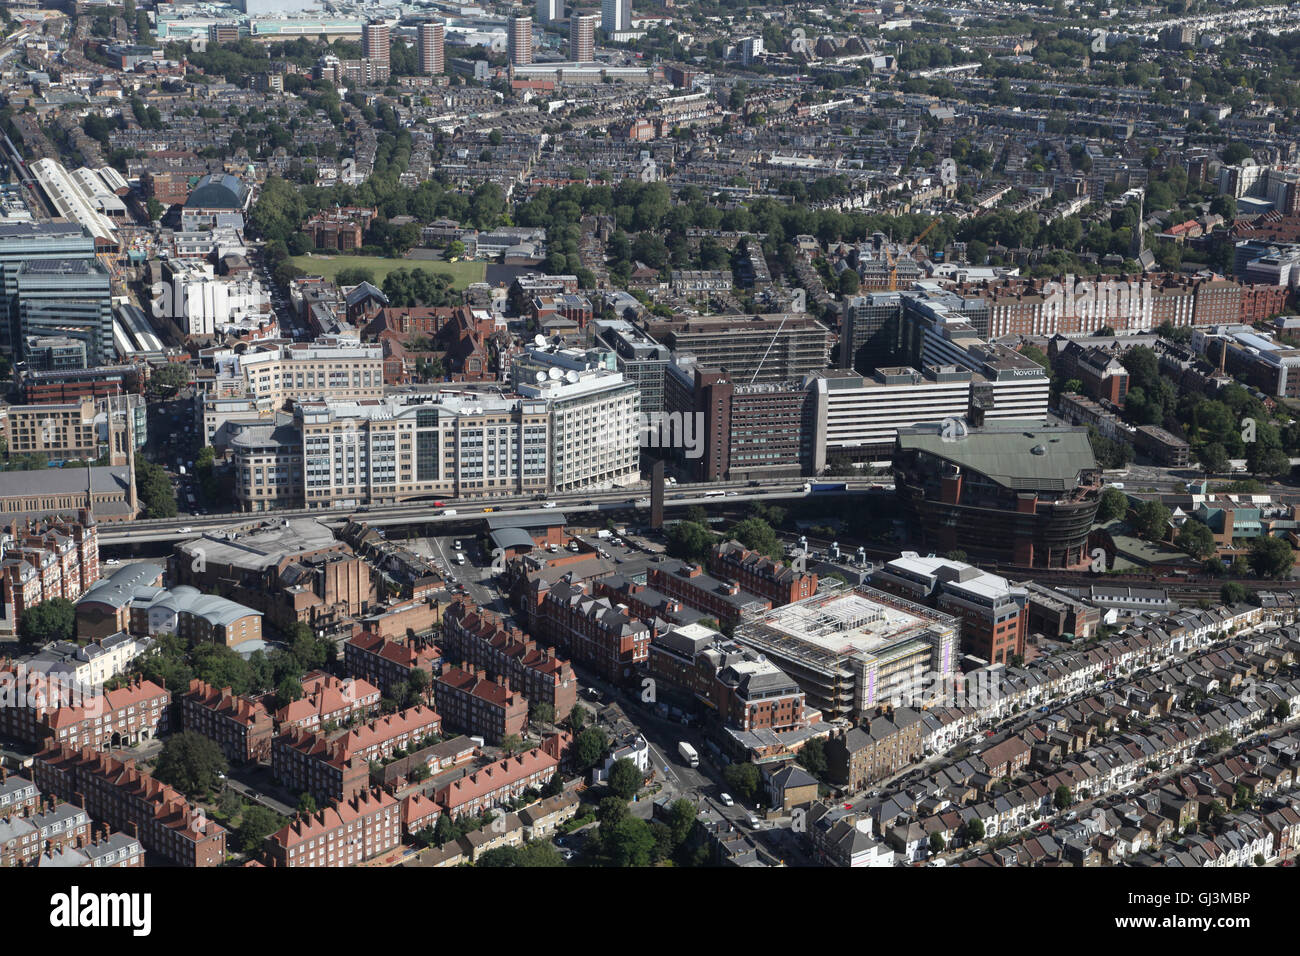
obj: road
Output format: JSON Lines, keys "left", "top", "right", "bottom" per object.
{"left": 97, "top": 482, "right": 888, "bottom": 545}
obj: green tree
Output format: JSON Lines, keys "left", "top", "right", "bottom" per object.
{"left": 729, "top": 516, "right": 781, "bottom": 559}
{"left": 530, "top": 701, "right": 555, "bottom": 727}
{"left": 1220, "top": 581, "right": 1249, "bottom": 605}
{"left": 1132, "top": 500, "right": 1172, "bottom": 542}
{"left": 574, "top": 726, "right": 608, "bottom": 770}
{"left": 135, "top": 458, "right": 178, "bottom": 519}
{"left": 17, "top": 597, "right": 76, "bottom": 646}
{"left": 150, "top": 362, "right": 191, "bottom": 394}
{"left": 1097, "top": 487, "right": 1128, "bottom": 523}
{"left": 603, "top": 816, "right": 656, "bottom": 867}
{"left": 1174, "top": 520, "right": 1216, "bottom": 560}
{"left": 666, "top": 520, "right": 716, "bottom": 563}
{"left": 796, "top": 737, "right": 828, "bottom": 780}
{"left": 500, "top": 733, "right": 524, "bottom": 756}
{"left": 433, "top": 813, "right": 456, "bottom": 847}
{"left": 1197, "top": 442, "right": 1229, "bottom": 477}
{"left": 238, "top": 805, "right": 284, "bottom": 855}
{"left": 1053, "top": 785, "right": 1073, "bottom": 811}
{"left": 723, "top": 761, "right": 760, "bottom": 802}
{"left": 297, "top": 792, "right": 317, "bottom": 814}
{"left": 566, "top": 705, "right": 588, "bottom": 733}
{"left": 1248, "top": 535, "right": 1295, "bottom": 579}
{"left": 965, "top": 818, "right": 985, "bottom": 842}
{"left": 153, "top": 732, "right": 229, "bottom": 798}
{"left": 929, "top": 832, "right": 946, "bottom": 854}
{"left": 666, "top": 798, "right": 697, "bottom": 848}
{"left": 608, "top": 757, "right": 642, "bottom": 800}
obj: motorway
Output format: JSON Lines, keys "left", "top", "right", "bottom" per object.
{"left": 96, "top": 480, "right": 887, "bottom": 546}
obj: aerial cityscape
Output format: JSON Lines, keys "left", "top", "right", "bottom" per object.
{"left": 0, "top": 0, "right": 1298, "bottom": 889}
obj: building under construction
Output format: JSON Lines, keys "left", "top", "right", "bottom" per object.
{"left": 732, "top": 584, "right": 959, "bottom": 722}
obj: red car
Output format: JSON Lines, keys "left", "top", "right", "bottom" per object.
{"left": 985, "top": 730, "right": 996, "bottom": 737}
{"left": 1034, "top": 823, "right": 1051, "bottom": 834}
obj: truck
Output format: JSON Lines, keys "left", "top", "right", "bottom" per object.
{"left": 806, "top": 482, "right": 848, "bottom": 493}
{"left": 678, "top": 741, "right": 699, "bottom": 768}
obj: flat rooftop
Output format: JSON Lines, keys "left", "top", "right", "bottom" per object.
{"left": 177, "top": 517, "right": 341, "bottom": 570}
{"left": 747, "top": 587, "right": 953, "bottom": 660}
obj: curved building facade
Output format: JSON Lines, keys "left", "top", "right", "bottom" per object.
{"left": 892, "top": 420, "right": 1101, "bottom": 569}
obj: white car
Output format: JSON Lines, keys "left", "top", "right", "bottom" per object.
{"left": 719, "top": 793, "right": 734, "bottom": 807}
{"left": 178, "top": 526, "right": 193, "bottom": 533}
{"left": 542, "top": 500, "right": 557, "bottom": 508}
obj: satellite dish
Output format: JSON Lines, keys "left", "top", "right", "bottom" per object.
{"left": 548, "top": 367, "right": 563, "bottom": 380}
{"left": 533, "top": 334, "right": 546, "bottom": 347}
{"left": 534, "top": 370, "right": 546, "bottom": 383}
{"left": 565, "top": 369, "right": 579, "bottom": 384}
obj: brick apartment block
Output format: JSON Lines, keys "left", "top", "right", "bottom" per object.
{"left": 710, "top": 540, "right": 818, "bottom": 607}
{"left": 180, "top": 678, "right": 274, "bottom": 764}
{"left": 401, "top": 791, "right": 441, "bottom": 838}
{"left": 0, "top": 775, "right": 43, "bottom": 840}
{"left": 33, "top": 743, "right": 227, "bottom": 867}
{"left": 272, "top": 704, "right": 442, "bottom": 805}
{"left": 274, "top": 671, "right": 382, "bottom": 732}
{"left": 442, "top": 599, "right": 578, "bottom": 718}
{"left": 433, "top": 665, "right": 528, "bottom": 745}
{"left": 648, "top": 560, "right": 772, "bottom": 629}
{"left": 343, "top": 629, "right": 442, "bottom": 701}
{"left": 0, "top": 797, "right": 90, "bottom": 866}
{"left": 434, "top": 747, "right": 559, "bottom": 820}
{"left": 0, "top": 511, "right": 100, "bottom": 629}
{"left": 536, "top": 577, "right": 651, "bottom": 682}
{"left": 0, "top": 670, "right": 169, "bottom": 750}
{"left": 266, "top": 787, "right": 400, "bottom": 868}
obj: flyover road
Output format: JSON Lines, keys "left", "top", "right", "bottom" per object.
{"left": 97, "top": 481, "right": 889, "bottom": 545}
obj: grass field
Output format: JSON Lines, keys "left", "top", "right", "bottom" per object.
{"left": 289, "top": 255, "right": 486, "bottom": 289}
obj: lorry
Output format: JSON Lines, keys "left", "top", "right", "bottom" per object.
{"left": 803, "top": 481, "right": 848, "bottom": 493}
{"left": 678, "top": 741, "right": 699, "bottom": 768}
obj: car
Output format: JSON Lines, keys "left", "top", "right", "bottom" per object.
{"left": 746, "top": 813, "right": 761, "bottom": 828}
{"left": 542, "top": 501, "right": 557, "bottom": 508}
{"left": 719, "top": 793, "right": 734, "bottom": 807}
{"left": 178, "top": 526, "right": 192, "bottom": 533}
{"left": 984, "top": 730, "right": 995, "bottom": 737}
{"left": 1034, "top": 823, "right": 1051, "bottom": 834}
{"left": 559, "top": 848, "right": 576, "bottom": 861}
{"left": 104, "top": 558, "right": 119, "bottom": 566}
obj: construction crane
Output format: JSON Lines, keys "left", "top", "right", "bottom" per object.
{"left": 886, "top": 217, "right": 940, "bottom": 291}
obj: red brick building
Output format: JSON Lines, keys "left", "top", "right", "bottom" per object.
{"left": 434, "top": 747, "right": 559, "bottom": 819}
{"left": 0, "top": 672, "right": 168, "bottom": 750}
{"left": 33, "top": 744, "right": 227, "bottom": 867}
{"left": 274, "top": 671, "right": 382, "bottom": 732}
{"left": 265, "top": 787, "right": 400, "bottom": 867}
{"left": 648, "top": 560, "right": 772, "bottom": 629}
{"left": 710, "top": 540, "right": 817, "bottom": 607}
{"left": 441, "top": 599, "right": 578, "bottom": 719}
{"left": 180, "top": 679, "right": 274, "bottom": 764}
{"left": 272, "top": 704, "right": 442, "bottom": 805}
{"left": 343, "top": 630, "right": 442, "bottom": 701}
{"left": 432, "top": 666, "right": 528, "bottom": 744}
{"left": 536, "top": 578, "right": 651, "bottom": 682}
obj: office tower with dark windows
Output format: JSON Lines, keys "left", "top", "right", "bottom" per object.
{"left": 16, "top": 258, "right": 114, "bottom": 366}
{"left": 0, "top": 221, "right": 96, "bottom": 356}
